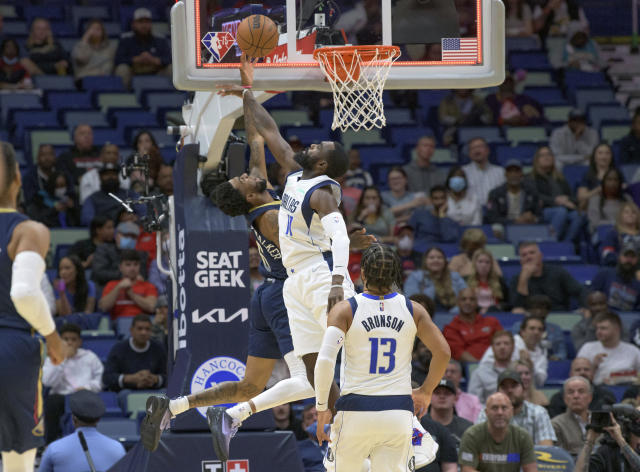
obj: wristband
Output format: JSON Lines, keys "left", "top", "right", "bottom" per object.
{"left": 331, "top": 285, "right": 343, "bottom": 289}
{"left": 242, "top": 88, "right": 251, "bottom": 97}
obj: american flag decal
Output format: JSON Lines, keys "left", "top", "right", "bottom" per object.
{"left": 441, "top": 37, "right": 478, "bottom": 62}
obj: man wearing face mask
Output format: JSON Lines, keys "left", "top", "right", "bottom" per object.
{"left": 394, "top": 224, "right": 422, "bottom": 282}
{"left": 591, "top": 243, "right": 640, "bottom": 312}
{"left": 81, "top": 162, "right": 144, "bottom": 226}
{"left": 485, "top": 160, "right": 541, "bottom": 225}
{"left": 91, "top": 221, "right": 148, "bottom": 290}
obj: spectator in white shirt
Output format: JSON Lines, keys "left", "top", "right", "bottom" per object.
{"left": 445, "top": 166, "right": 482, "bottom": 226}
{"left": 42, "top": 323, "right": 104, "bottom": 444}
{"left": 576, "top": 312, "right": 640, "bottom": 385}
{"left": 462, "top": 137, "right": 505, "bottom": 205}
{"left": 79, "top": 143, "right": 129, "bottom": 204}
{"left": 549, "top": 108, "right": 599, "bottom": 169}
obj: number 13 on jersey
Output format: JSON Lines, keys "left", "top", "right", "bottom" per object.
{"left": 369, "top": 337, "right": 396, "bottom": 374}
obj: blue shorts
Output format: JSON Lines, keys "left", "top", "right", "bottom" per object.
{"left": 0, "top": 328, "right": 44, "bottom": 453}
{"left": 247, "top": 278, "right": 294, "bottom": 359}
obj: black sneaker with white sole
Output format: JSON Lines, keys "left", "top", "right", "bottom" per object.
{"left": 207, "top": 406, "right": 239, "bottom": 462}
{"left": 140, "top": 394, "right": 170, "bottom": 452}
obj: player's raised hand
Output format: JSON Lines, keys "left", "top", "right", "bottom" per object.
{"left": 239, "top": 53, "right": 257, "bottom": 87}
{"left": 412, "top": 389, "right": 432, "bottom": 419}
{"left": 348, "top": 227, "right": 377, "bottom": 250}
{"left": 216, "top": 84, "right": 245, "bottom": 98}
{"left": 316, "top": 409, "right": 333, "bottom": 444}
{"left": 45, "top": 331, "right": 70, "bottom": 365}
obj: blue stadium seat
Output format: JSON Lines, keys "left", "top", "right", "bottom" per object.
{"left": 262, "top": 92, "right": 293, "bottom": 109}
{"left": 24, "top": 5, "right": 64, "bottom": 22}
{"left": 81, "top": 75, "right": 125, "bottom": 92}
{"left": 537, "top": 242, "right": 579, "bottom": 261}
{"left": 11, "top": 110, "right": 58, "bottom": 143}
{"left": 53, "top": 244, "right": 72, "bottom": 269}
{"left": 119, "top": 5, "right": 159, "bottom": 30}
{"left": 606, "top": 385, "right": 627, "bottom": 402}
{"left": 492, "top": 312, "right": 525, "bottom": 330}
{"left": 505, "top": 224, "right": 554, "bottom": 243}
{"left": 546, "top": 360, "right": 572, "bottom": 386}
{"left": 144, "top": 128, "right": 177, "bottom": 149}
{"left": 91, "top": 128, "right": 126, "bottom": 147}
{"left": 112, "top": 110, "right": 159, "bottom": 140}
{"left": 96, "top": 418, "right": 139, "bottom": 442}
{"left": 47, "top": 91, "right": 93, "bottom": 111}
{"left": 505, "top": 36, "right": 542, "bottom": 52}
{"left": 142, "top": 92, "right": 187, "bottom": 112}
{"left": 457, "top": 126, "right": 502, "bottom": 144}
{"left": 574, "top": 88, "right": 615, "bottom": 111}
{"left": 72, "top": 5, "right": 110, "bottom": 28}
{"left": 562, "top": 164, "right": 588, "bottom": 191}
{"left": 495, "top": 142, "right": 539, "bottom": 166}
{"left": 281, "top": 126, "right": 331, "bottom": 145}
{"left": 384, "top": 108, "right": 417, "bottom": 126}
{"left": 522, "top": 87, "right": 567, "bottom": 106}
{"left": 534, "top": 446, "right": 575, "bottom": 470}
{"left": 351, "top": 145, "right": 404, "bottom": 170}
{"left": 437, "top": 243, "right": 460, "bottom": 259}
{"left": 588, "top": 105, "right": 630, "bottom": 130}
{"left": 433, "top": 313, "right": 455, "bottom": 331}
{"left": 564, "top": 70, "right": 609, "bottom": 90}
{"left": 619, "top": 312, "right": 638, "bottom": 333}
{"left": 33, "top": 75, "right": 76, "bottom": 91}
{"left": 116, "top": 317, "right": 133, "bottom": 338}
{"left": 0, "top": 94, "right": 42, "bottom": 125}
{"left": 417, "top": 90, "right": 449, "bottom": 109}
{"left": 131, "top": 75, "right": 173, "bottom": 98}
{"left": 2, "top": 20, "right": 28, "bottom": 36}
{"left": 63, "top": 110, "right": 109, "bottom": 129}
{"left": 386, "top": 125, "right": 435, "bottom": 147}
{"left": 509, "top": 51, "right": 552, "bottom": 70}
{"left": 563, "top": 264, "right": 600, "bottom": 286}
{"left": 82, "top": 337, "right": 117, "bottom": 362}
{"left": 49, "top": 21, "right": 77, "bottom": 38}
{"left": 99, "top": 392, "right": 125, "bottom": 418}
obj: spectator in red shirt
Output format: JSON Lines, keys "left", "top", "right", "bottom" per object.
{"left": 443, "top": 287, "right": 503, "bottom": 362}
{"left": 98, "top": 250, "right": 157, "bottom": 320}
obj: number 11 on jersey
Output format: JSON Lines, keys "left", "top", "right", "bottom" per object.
{"left": 369, "top": 337, "right": 396, "bottom": 374}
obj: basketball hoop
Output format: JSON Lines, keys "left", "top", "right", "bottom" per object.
{"left": 313, "top": 45, "right": 401, "bottom": 132}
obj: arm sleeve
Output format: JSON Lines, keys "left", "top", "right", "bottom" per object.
{"left": 10, "top": 251, "right": 56, "bottom": 336}
{"left": 320, "top": 212, "right": 349, "bottom": 278}
{"left": 314, "top": 326, "right": 344, "bottom": 410}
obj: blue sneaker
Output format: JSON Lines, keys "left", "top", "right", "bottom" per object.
{"left": 206, "top": 407, "right": 239, "bottom": 461}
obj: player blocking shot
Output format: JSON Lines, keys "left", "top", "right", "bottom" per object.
{"left": 0, "top": 142, "right": 69, "bottom": 472}
{"left": 315, "top": 244, "right": 452, "bottom": 472}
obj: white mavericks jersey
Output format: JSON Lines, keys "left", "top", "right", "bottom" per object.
{"left": 341, "top": 292, "right": 417, "bottom": 397}
{"left": 278, "top": 170, "right": 342, "bottom": 270}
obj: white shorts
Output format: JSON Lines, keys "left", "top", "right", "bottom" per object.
{"left": 283, "top": 260, "right": 355, "bottom": 357}
{"left": 325, "top": 410, "right": 414, "bottom": 472}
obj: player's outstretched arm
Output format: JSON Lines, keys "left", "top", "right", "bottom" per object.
{"left": 314, "top": 300, "right": 351, "bottom": 443}
{"left": 412, "top": 301, "right": 451, "bottom": 417}
{"left": 9, "top": 221, "right": 68, "bottom": 364}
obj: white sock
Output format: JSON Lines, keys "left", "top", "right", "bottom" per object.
{"left": 2, "top": 449, "right": 36, "bottom": 472}
{"left": 169, "top": 396, "right": 190, "bottom": 416}
{"left": 226, "top": 402, "right": 253, "bottom": 423}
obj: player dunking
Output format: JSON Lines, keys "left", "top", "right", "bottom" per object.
{"left": 314, "top": 244, "right": 451, "bottom": 471}
{"left": 0, "top": 142, "right": 68, "bottom": 472}
{"left": 140, "top": 79, "right": 373, "bottom": 455}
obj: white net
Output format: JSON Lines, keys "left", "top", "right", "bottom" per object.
{"left": 314, "top": 46, "right": 401, "bottom": 132}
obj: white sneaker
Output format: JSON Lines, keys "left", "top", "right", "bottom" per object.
{"left": 412, "top": 416, "right": 438, "bottom": 468}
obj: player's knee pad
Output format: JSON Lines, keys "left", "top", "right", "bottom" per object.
{"left": 284, "top": 351, "right": 308, "bottom": 379}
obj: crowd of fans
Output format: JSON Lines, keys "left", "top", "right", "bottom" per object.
{"left": 2, "top": 0, "right": 640, "bottom": 470}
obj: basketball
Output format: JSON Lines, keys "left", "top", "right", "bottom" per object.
{"left": 236, "top": 15, "right": 279, "bottom": 59}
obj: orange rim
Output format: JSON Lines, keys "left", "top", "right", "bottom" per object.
{"left": 313, "top": 45, "right": 401, "bottom": 63}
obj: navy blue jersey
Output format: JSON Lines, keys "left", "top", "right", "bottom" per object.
{"left": 247, "top": 194, "right": 287, "bottom": 280}
{"left": 0, "top": 210, "right": 31, "bottom": 332}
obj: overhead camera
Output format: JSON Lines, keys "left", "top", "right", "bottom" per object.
{"left": 200, "top": 133, "right": 247, "bottom": 199}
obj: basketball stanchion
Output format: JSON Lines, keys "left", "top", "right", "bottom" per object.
{"left": 313, "top": 45, "right": 401, "bottom": 132}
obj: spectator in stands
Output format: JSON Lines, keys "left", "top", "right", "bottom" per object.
{"left": 549, "top": 108, "right": 599, "bottom": 168}
{"left": 418, "top": 412, "right": 458, "bottom": 472}
{"left": 527, "top": 146, "right": 585, "bottom": 243}
{"left": 548, "top": 356, "right": 616, "bottom": 418}
{"left": 114, "top": 8, "right": 171, "bottom": 89}
{"left": 382, "top": 166, "right": 427, "bottom": 224}
{"left": 444, "top": 288, "right": 503, "bottom": 362}
{"left": 152, "top": 163, "right": 173, "bottom": 197}
{"left": 272, "top": 403, "right": 305, "bottom": 439}
{"left": 445, "top": 167, "right": 482, "bottom": 226}
{"left": 408, "top": 185, "right": 461, "bottom": 246}
{"left": 81, "top": 162, "right": 144, "bottom": 226}
{"left": 510, "top": 241, "right": 585, "bottom": 311}
{"left": 428, "top": 379, "right": 473, "bottom": 449}
{"left": 572, "top": 291, "right": 609, "bottom": 351}
{"left": 351, "top": 186, "right": 396, "bottom": 243}
{"left": 26, "top": 170, "right": 80, "bottom": 228}
{"left": 58, "top": 124, "right": 102, "bottom": 178}
{"left": 151, "top": 295, "right": 168, "bottom": 347}
{"left": 465, "top": 249, "right": 509, "bottom": 313}
{"left": 72, "top": 19, "right": 116, "bottom": 80}
{"left": 449, "top": 228, "right": 502, "bottom": 279}
{"left": 462, "top": 137, "right": 505, "bottom": 205}
{"left": 587, "top": 168, "right": 630, "bottom": 232}
{"left": 344, "top": 148, "right": 373, "bottom": 190}
{"left": 336, "top": 174, "right": 361, "bottom": 218}
{"left": 591, "top": 244, "right": 640, "bottom": 312}
{"left": 468, "top": 331, "right": 515, "bottom": 403}
{"left": 39, "top": 390, "right": 125, "bottom": 471}
{"left": 533, "top": 0, "right": 589, "bottom": 38}
{"left": 562, "top": 23, "right": 603, "bottom": 72}
{"left": 128, "top": 130, "right": 162, "bottom": 188}
{"left": 513, "top": 358, "right": 548, "bottom": 407}
{"left": 68, "top": 215, "right": 115, "bottom": 269}
{"left": 444, "top": 359, "right": 483, "bottom": 422}
{"left": 394, "top": 224, "right": 423, "bottom": 282}
{"left": 551, "top": 376, "right": 592, "bottom": 458}
{"left": 402, "top": 136, "right": 447, "bottom": 193}
{"left": 576, "top": 143, "right": 617, "bottom": 210}
{"left": 619, "top": 109, "right": 640, "bottom": 165}
{"left": 0, "top": 39, "right": 32, "bottom": 90}
{"left": 42, "top": 324, "right": 103, "bottom": 444}
{"left": 411, "top": 338, "right": 431, "bottom": 386}
{"left": 601, "top": 202, "right": 640, "bottom": 266}
{"left": 404, "top": 247, "right": 467, "bottom": 312}
{"left": 475, "top": 369, "right": 556, "bottom": 445}
{"left": 513, "top": 294, "right": 567, "bottom": 360}
{"left": 0, "top": 14, "right": 5, "bottom": 44}
{"left": 79, "top": 144, "right": 127, "bottom": 204}
{"left": 577, "top": 312, "right": 640, "bottom": 385}
{"left": 22, "top": 144, "right": 59, "bottom": 203}
{"left": 21, "top": 18, "right": 69, "bottom": 76}
{"left": 505, "top": 0, "right": 535, "bottom": 37}
{"left": 103, "top": 314, "right": 166, "bottom": 391}
{"left": 481, "top": 316, "right": 549, "bottom": 387}
{"left": 98, "top": 250, "right": 157, "bottom": 320}
{"left": 53, "top": 255, "right": 96, "bottom": 316}
{"left": 485, "top": 159, "right": 542, "bottom": 225}
{"left": 485, "top": 75, "right": 544, "bottom": 126}
{"left": 438, "top": 90, "right": 493, "bottom": 145}
{"left": 459, "top": 392, "right": 537, "bottom": 471}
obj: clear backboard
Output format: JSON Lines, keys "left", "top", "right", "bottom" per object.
{"left": 171, "top": 0, "right": 505, "bottom": 91}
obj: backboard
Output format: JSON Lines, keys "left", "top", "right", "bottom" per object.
{"left": 171, "top": 0, "right": 505, "bottom": 91}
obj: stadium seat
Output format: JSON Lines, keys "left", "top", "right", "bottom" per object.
{"left": 92, "top": 128, "right": 126, "bottom": 147}
{"left": 144, "top": 128, "right": 177, "bottom": 149}
{"left": 2, "top": 20, "right": 28, "bottom": 36}
{"left": 143, "top": 91, "right": 186, "bottom": 113}
{"left": 546, "top": 312, "right": 582, "bottom": 331}
{"left": 352, "top": 145, "right": 404, "bottom": 171}
{"left": 564, "top": 70, "right": 609, "bottom": 90}
{"left": 544, "top": 105, "right": 573, "bottom": 124}
{"left": 0, "top": 6, "right": 18, "bottom": 18}
{"left": 523, "top": 87, "right": 566, "bottom": 106}
{"left": 50, "top": 228, "right": 89, "bottom": 256}
{"left": 270, "top": 110, "right": 313, "bottom": 127}
{"left": 386, "top": 126, "right": 434, "bottom": 148}
{"left": 47, "top": 91, "right": 93, "bottom": 111}
{"left": 96, "top": 418, "right": 139, "bottom": 443}
{"left": 509, "top": 51, "right": 552, "bottom": 70}
{"left": 262, "top": 92, "right": 293, "bottom": 109}
{"left": 520, "top": 71, "right": 553, "bottom": 88}
{"left": 546, "top": 360, "right": 571, "bottom": 386}
{"left": 495, "top": 142, "right": 539, "bottom": 166}
{"left": 72, "top": 5, "right": 110, "bottom": 29}
{"left": 99, "top": 392, "right": 124, "bottom": 418}
{"left": 125, "top": 391, "right": 158, "bottom": 420}
{"left": 601, "top": 124, "right": 629, "bottom": 143}
{"left": 504, "top": 126, "right": 547, "bottom": 145}
{"left": 506, "top": 36, "right": 542, "bottom": 53}
{"left": 505, "top": 224, "right": 554, "bottom": 243}
{"left": 82, "top": 76, "right": 125, "bottom": 92}
{"left": 574, "top": 88, "right": 616, "bottom": 111}
{"left": 82, "top": 337, "right": 117, "bottom": 362}
{"left": 607, "top": 385, "right": 627, "bottom": 402}
{"left": 538, "top": 242, "right": 580, "bottom": 262}
{"left": 563, "top": 264, "right": 600, "bottom": 286}
{"left": 486, "top": 244, "right": 516, "bottom": 261}
{"left": 457, "top": 126, "right": 502, "bottom": 144}
{"left": 29, "top": 130, "right": 72, "bottom": 161}
{"left": 492, "top": 312, "right": 525, "bottom": 330}
{"left": 432, "top": 148, "right": 455, "bottom": 164}
{"left": 417, "top": 90, "right": 449, "bottom": 109}
{"left": 53, "top": 244, "right": 71, "bottom": 269}
{"left": 24, "top": 5, "right": 64, "bottom": 22}
{"left": 116, "top": 317, "right": 133, "bottom": 338}
{"left": 97, "top": 93, "right": 141, "bottom": 112}
{"left": 63, "top": 110, "right": 109, "bottom": 129}
{"left": 131, "top": 75, "right": 173, "bottom": 97}
{"left": 438, "top": 243, "right": 460, "bottom": 259}
{"left": 619, "top": 312, "right": 638, "bottom": 333}
{"left": 588, "top": 105, "right": 630, "bottom": 130}
{"left": 281, "top": 126, "right": 331, "bottom": 145}
{"left": 1, "top": 94, "right": 42, "bottom": 125}
{"left": 384, "top": 108, "right": 417, "bottom": 126}
{"left": 562, "top": 164, "right": 588, "bottom": 191}
{"left": 112, "top": 110, "right": 159, "bottom": 139}
{"left": 11, "top": 110, "right": 59, "bottom": 143}
{"left": 541, "top": 387, "right": 561, "bottom": 400}
{"left": 433, "top": 313, "right": 455, "bottom": 331}
{"left": 33, "top": 75, "right": 76, "bottom": 91}
{"left": 341, "top": 129, "right": 387, "bottom": 149}
{"left": 49, "top": 21, "right": 77, "bottom": 38}
{"left": 534, "top": 445, "right": 575, "bottom": 470}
